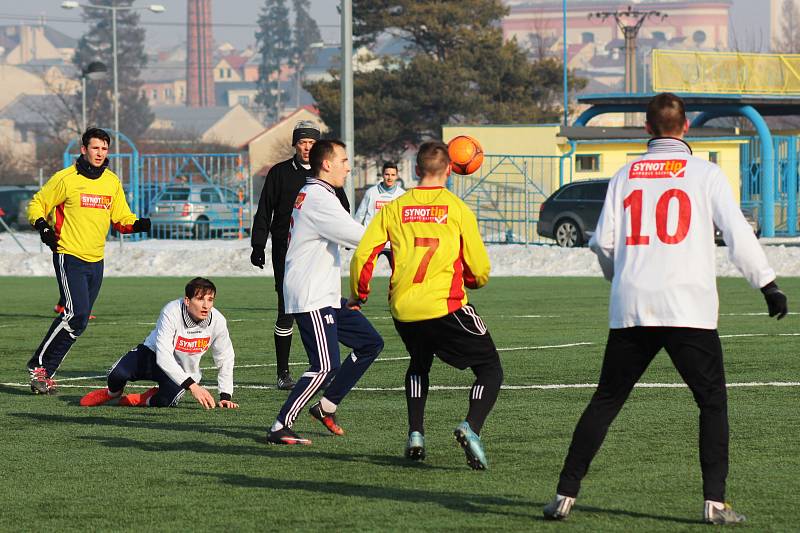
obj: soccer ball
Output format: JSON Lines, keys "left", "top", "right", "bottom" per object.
{"left": 448, "top": 135, "right": 484, "bottom": 175}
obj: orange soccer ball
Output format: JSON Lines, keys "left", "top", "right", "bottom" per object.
{"left": 448, "top": 135, "right": 484, "bottom": 175}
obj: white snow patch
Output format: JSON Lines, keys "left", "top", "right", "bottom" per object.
{"left": 2, "top": 231, "right": 800, "bottom": 278}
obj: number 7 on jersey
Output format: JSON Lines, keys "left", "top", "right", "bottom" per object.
{"left": 413, "top": 237, "right": 439, "bottom": 283}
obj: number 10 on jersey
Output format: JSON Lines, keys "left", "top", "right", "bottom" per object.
{"left": 623, "top": 188, "right": 692, "bottom": 246}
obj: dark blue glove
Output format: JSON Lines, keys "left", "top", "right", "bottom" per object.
{"left": 250, "top": 248, "right": 265, "bottom": 269}
{"left": 761, "top": 281, "right": 788, "bottom": 320}
{"left": 132, "top": 218, "right": 151, "bottom": 233}
{"left": 34, "top": 218, "right": 58, "bottom": 252}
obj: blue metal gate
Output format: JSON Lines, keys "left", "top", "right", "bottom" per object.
{"left": 449, "top": 154, "right": 569, "bottom": 244}
{"left": 63, "top": 134, "right": 250, "bottom": 240}
{"left": 740, "top": 136, "right": 799, "bottom": 236}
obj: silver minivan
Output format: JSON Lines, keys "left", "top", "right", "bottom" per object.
{"left": 150, "top": 184, "right": 250, "bottom": 239}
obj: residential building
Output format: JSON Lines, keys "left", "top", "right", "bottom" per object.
{"left": 148, "top": 104, "right": 263, "bottom": 147}
{"left": 0, "top": 24, "right": 77, "bottom": 64}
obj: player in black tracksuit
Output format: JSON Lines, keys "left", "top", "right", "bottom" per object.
{"left": 250, "top": 121, "right": 350, "bottom": 390}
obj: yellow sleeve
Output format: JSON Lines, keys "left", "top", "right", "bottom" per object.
{"left": 27, "top": 173, "right": 66, "bottom": 225}
{"left": 350, "top": 207, "right": 390, "bottom": 301}
{"left": 459, "top": 204, "right": 490, "bottom": 289}
{"left": 109, "top": 179, "right": 138, "bottom": 232}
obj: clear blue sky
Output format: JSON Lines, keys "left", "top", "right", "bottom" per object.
{"left": 0, "top": 1, "right": 769, "bottom": 52}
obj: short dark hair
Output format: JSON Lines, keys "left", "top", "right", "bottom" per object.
{"left": 82, "top": 127, "right": 111, "bottom": 148}
{"left": 309, "top": 139, "right": 346, "bottom": 176}
{"left": 382, "top": 161, "right": 398, "bottom": 173}
{"left": 416, "top": 141, "right": 450, "bottom": 177}
{"left": 185, "top": 277, "right": 216, "bottom": 299}
{"left": 646, "top": 93, "right": 686, "bottom": 137}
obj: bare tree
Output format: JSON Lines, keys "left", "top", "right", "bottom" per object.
{"left": 776, "top": 0, "right": 800, "bottom": 52}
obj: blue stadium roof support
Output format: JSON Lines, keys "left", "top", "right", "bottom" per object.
{"left": 573, "top": 93, "right": 782, "bottom": 236}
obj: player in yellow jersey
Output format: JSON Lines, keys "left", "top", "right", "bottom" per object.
{"left": 26, "top": 128, "right": 150, "bottom": 395}
{"left": 350, "top": 141, "right": 503, "bottom": 470}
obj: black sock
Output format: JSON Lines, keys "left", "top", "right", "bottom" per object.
{"left": 466, "top": 360, "right": 503, "bottom": 435}
{"left": 274, "top": 318, "right": 293, "bottom": 375}
{"left": 405, "top": 370, "right": 429, "bottom": 434}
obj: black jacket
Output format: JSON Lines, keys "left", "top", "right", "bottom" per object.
{"left": 250, "top": 155, "right": 350, "bottom": 252}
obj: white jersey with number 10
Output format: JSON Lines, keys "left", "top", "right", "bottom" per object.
{"left": 590, "top": 138, "right": 775, "bottom": 330}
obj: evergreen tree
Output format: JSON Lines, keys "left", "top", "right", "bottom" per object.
{"left": 289, "top": 0, "right": 323, "bottom": 109}
{"left": 306, "top": 0, "right": 585, "bottom": 159}
{"left": 71, "top": 0, "right": 153, "bottom": 141}
{"left": 256, "top": 0, "right": 292, "bottom": 122}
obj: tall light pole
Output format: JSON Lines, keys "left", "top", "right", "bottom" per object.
{"left": 62, "top": 1, "right": 165, "bottom": 169}
{"left": 562, "top": 0, "right": 568, "bottom": 126}
{"left": 340, "top": 0, "right": 354, "bottom": 212}
{"left": 80, "top": 60, "right": 108, "bottom": 132}
{"left": 588, "top": 6, "right": 666, "bottom": 96}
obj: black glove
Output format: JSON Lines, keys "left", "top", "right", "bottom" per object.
{"left": 761, "top": 281, "right": 788, "bottom": 320}
{"left": 34, "top": 218, "right": 58, "bottom": 252}
{"left": 250, "top": 248, "right": 265, "bottom": 269}
{"left": 132, "top": 218, "right": 151, "bottom": 233}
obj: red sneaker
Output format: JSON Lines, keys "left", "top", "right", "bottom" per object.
{"left": 119, "top": 387, "right": 158, "bottom": 407}
{"left": 309, "top": 402, "right": 345, "bottom": 436}
{"left": 79, "top": 388, "right": 120, "bottom": 406}
{"left": 53, "top": 304, "right": 65, "bottom": 314}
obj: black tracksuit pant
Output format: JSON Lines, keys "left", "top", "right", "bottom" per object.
{"left": 557, "top": 327, "right": 729, "bottom": 502}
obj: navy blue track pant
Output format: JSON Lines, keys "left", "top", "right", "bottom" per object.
{"left": 276, "top": 299, "right": 383, "bottom": 428}
{"left": 107, "top": 344, "right": 185, "bottom": 407}
{"left": 28, "top": 253, "right": 103, "bottom": 376}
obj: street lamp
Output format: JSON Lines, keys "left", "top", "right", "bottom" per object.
{"left": 61, "top": 1, "right": 165, "bottom": 169}
{"left": 340, "top": 0, "right": 354, "bottom": 211}
{"left": 80, "top": 60, "right": 107, "bottom": 132}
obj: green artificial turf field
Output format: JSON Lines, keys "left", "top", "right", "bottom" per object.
{"left": 0, "top": 276, "right": 797, "bottom": 531}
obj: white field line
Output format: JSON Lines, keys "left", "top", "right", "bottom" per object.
{"left": 3, "top": 381, "right": 800, "bottom": 392}
{"left": 6, "top": 332, "right": 796, "bottom": 389}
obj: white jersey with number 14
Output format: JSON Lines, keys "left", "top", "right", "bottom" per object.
{"left": 590, "top": 138, "right": 775, "bottom": 329}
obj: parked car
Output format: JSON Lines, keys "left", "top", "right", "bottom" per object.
{"left": 537, "top": 179, "right": 608, "bottom": 247}
{"left": 149, "top": 184, "right": 250, "bottom": 239}
{"left": 537, "top": 179, "right": 760, "bottom": 247}
{"left": 0, "top": 185, "right": 38, "bottom": 231}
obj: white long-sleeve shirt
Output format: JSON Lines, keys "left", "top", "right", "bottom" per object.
{"left": 143, "top": 298, "right": 235, "bottom": 396}
{"left": 589, "top": 137, "right": 775, "bottom": 330}
{"left": 283, "top": 178, "right": 365, "bottom": 313}
{"left": 354, "top": 182, "right": 405, "bottom": 226}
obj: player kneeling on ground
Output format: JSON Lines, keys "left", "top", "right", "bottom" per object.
{"left": 80, "top": 277, "right": 238, "bottom": 409}
{"left": 266, "top": 139, "right": 383, "bottom": 446}
{"left": 543, "top": 93, "right": 788, "bottom": 525}
{"left": 350, "top": 141, "right": 502, "bottom": 470}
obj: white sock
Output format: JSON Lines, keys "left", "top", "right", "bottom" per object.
{"left": 320, "top": 397, "right": 337, "bottom": 413}
{"left": 705, "top": 500, "right": 725, "bottom": 510}
{"left": 271, "top": 420, "right": 284, "bottom": 432}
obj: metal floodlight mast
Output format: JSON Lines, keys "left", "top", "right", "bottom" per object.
{"left": 81, "top": 60, "right": 108, "bottom": 132}
{"left": 62, "top": 1, "right": 165, "bottom": 169}
{"left": 588, "top": 6, "right": 667, "bottom": 95}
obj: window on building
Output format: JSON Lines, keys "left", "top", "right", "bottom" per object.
{"left": 226, "top": 68, "right": 232, "bottom": 78}
{"left": 576, "top": 154, "right": 600, "bottom": 172}
{"left": 165, "top": 88, "right": 173, "bottom": 98}
{"left": 218, "top": 68, "right": 224, "bottom": 78}
{"left": 693, "top": 30, "right": 707, "bottom": 46}
{"left": 238, "top": 95, "right": 250, "bottom": 105}
{"left": 708, "top": 152, "right": 719, "bottom": 164}
{"left": 151, "top": 89, "right": 158, "bottom": 100}
{"left": 582, "top": 32, "right": 594, "bottom": 44}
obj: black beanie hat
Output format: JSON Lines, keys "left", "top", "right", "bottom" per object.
{"left": 292, "top": 120, "right": 321, "bottom": 145}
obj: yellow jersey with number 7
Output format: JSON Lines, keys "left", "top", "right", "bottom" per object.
{"left": 350, "top": 186, "right": 490, "bottom": 322}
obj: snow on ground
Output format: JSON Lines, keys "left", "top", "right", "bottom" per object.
{"left": 1, "top": 231, "right": 800, "bottom": 278}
